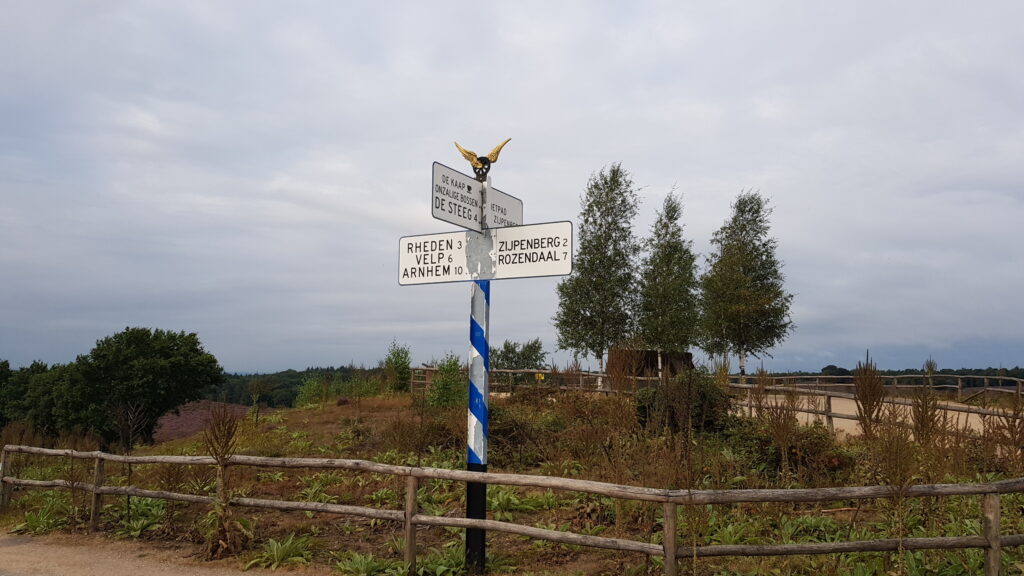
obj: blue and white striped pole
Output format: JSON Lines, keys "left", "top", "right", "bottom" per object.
{"left": 466, "top": 178, "right": 491, "bottom": 574}
{"left": 467, "top": 278, "right": 490, "bottom": 467}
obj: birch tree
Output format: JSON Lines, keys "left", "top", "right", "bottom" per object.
{"left": 554, "top": 163, "right": 640, "bottom": 374}
{"left": 700, "top": 192, "right": 793, "bottom": 377}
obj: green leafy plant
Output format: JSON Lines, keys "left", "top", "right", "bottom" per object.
{"left": 257, "top": 471, "right": 286, "bottom": 483}
{"left": 245, "top": 533, "right": 313, "bottom": 570}
{"left": 333, "top": 550, "right": 405, "bottom": 575}
{"left": 109, "top": 497, "right": 166, "bottom": 539}
{"left": 487, "top": 486, "right": 535, "bottom": 521}
{"left": 524, "top": 489, "right": 559, "bottom": 511}
{"left": 11, "top": 491, "right": 71, "bottom": 534}
{"left": 367, "top": 488, "right": 398, "bottom": 507}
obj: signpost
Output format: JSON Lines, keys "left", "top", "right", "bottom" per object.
{"left": 401, "top": 141, "right": 571, "bottom": 575}
{"left": 432, "top": 162, "right": 523, "bottom": 231}
{"left": 399, "top": 221, "right": 572, "bottom": 285}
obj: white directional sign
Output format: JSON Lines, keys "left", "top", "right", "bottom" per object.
{"left": 432, "top": 162, "right": 524, "bottom": 231}
{"left": 399, "top": 221, "right": 572, "bottom": 285}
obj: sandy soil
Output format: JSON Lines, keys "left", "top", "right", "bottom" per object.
{"left": 0, "top": 533, "right": 332, "bottom": 576}
{"left": 751, "top": 394, "right": 987, "bottom": 436}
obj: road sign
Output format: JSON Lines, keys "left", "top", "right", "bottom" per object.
{"left": 398, "top": 221, "right": 572, "bottom": 285}
{"left": 432, "top": 162, "right": 523, "bottom": 231}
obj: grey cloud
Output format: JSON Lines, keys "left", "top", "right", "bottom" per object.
{"left": 2, "top": 2, "right": 1022, "bottom": 373}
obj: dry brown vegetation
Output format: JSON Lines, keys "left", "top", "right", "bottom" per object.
{"left": 6, "top": 370, "right": 1024, "bottom": 575}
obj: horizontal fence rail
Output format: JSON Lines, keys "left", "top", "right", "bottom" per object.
{"left": 1, "top": 445, "right": 1021, "bottom": 575}
{"left": 413, "top": 368, "right": 1024, "bottom": 399}
{"left": 414, "top": 369, "right": 1024, "bottom": 433}
{"left": 729, "top": 383, "right": 1022, "bottom": 417}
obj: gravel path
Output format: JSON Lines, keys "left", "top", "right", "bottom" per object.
{"left": 0, "top": 533, "right": 331, "bottom": 576}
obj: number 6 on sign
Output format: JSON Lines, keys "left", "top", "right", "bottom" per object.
{"left": 398, "top": 221, "right": 573, "bottom": 286}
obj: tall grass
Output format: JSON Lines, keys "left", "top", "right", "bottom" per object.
{"left": 853, "top": 358, "right": 885, "bottom": 439}
{"left": 753, "top": 368, "right": 801, "bottom": 477}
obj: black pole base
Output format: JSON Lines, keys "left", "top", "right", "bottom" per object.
{"left": 466, "top": 462, "right": 487, "bottom": 574}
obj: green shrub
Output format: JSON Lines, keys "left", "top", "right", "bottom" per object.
{"left": 638, "top": 369, "right": 731, "bottom": 434}
{"left": 790, "top": 422, "right": 854, "bottom": 486}
{"left": 383, "top": 340, "right": 412, "bottom": 393}
{"left": 427, "top": 353, "right": 466, "bottom": 408}
{"left": 295, "top": 375, "right": 332, "bottom": 407}
{"left": 635, "top": 386, "right": 658, "bottom": 428}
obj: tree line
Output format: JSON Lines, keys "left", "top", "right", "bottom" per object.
{"left": 554, "top": 163, "right": 794, "bottom": 376}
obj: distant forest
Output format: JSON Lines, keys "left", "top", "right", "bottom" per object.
{"left": 211, "top": 365, "right": 372, "bottom": 407}
{"left": 209, "top": 363, "right": 1024, "bottom": 408}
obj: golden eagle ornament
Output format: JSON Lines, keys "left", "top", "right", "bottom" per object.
{"left": 454, "top": 138, "right": 511, "bottom": 181}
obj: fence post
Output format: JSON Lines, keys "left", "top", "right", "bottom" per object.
{"left": 0, "top": 447, "right": 11, "bottom": 512}
{"left": 825, "top": 394, "right": 834, "bottom": 433}
{"left": 958, "top": 377, "right": 963, "bottom": 401}
{"left": 405, "top": 475, "right": 418, "bottom": 575}
{"left": 983, "top": 492, "right": 1001, "bottom": 576}
{"left": 90, "top": 456, "right": 105, "bottom": 531}
{"left": 662, "top": 502, "right": 677, "bottom": 576}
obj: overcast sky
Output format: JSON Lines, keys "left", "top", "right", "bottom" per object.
{"left": 2, "top": 2, "right": 1022, "bottom": 374}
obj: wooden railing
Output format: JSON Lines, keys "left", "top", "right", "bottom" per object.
{"left": 2, "top": 444, "right": 1022, "bottom": 575}
{"left": 727, "top": 383, "right": 1023, "bottom": 435}
{"left": 728, "top": 373, "right": 1024, "bottom": 401}
{"left": 412, "top": 368, "right": 1024, "bottom": 400}
{"left": 411, "top": 367, "right": 607, "bottom": 394}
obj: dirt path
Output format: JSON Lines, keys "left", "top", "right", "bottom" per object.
{"left": 752, "top": 394, "right": 988, "bottom": 436}
{"left": 0, "top": 533, "right": 332, "bottom": 576}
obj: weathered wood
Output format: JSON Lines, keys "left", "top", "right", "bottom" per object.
{"left": 9, "top": 446, "right": 1024, "bottom": 506}
{"left": 730, "top": 384, "right": 1022, "bottom": 420}
{"left": 825, "top": 395, "right": 834, "bottom": 432}
{"left": 4, "top": 477, "right": 216, "bottom": 504}
{"left": 0, "top": 447, "right": 10, "bottom": 511}
{"left": 684, "top": 535, "right": 989, "bottom": 558}
{"left": 8, "top": 469, "right": 1021, "bottom": 562}
{"left": 663, "top": 503, "right": 677, "bottom": 576}
{"left": 10, "top": 442, "right": 1024, "bottom": 570}
{"left": 404, "top": 475, "right": 418, "bottom": 575}
{"left": 89, "top": 457, "right": 105, "bottom": 531}
{"left": 2, "top": 446, "right": 217, "bottom": 465}
{"left": 984, "top": 492, "right": 1001, "bottom": 576}
{"left": 412, "top": 514, "right": 662, "bottom": 555}
{"left": 231, "top": 496, "right": 404, "bottom": 521}
{"left": 1002, "top": 534, "right": 1024, "bottom": 547}
{"left": 675, "top": 479, "right": 1024, "bottom": 505}
{"left": 227, "top": 454, "right": 411, "bottom": 475}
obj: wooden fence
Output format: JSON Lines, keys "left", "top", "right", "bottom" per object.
{"left": 412, "top": 368, "right": 1024, "bottom": 401}
{"left": 2, "top": 444, "right": 1023, "bottom": 575}
{"left": 727, "top": 383, "right": 1024, "bottom": 435}
{"left": 727, "top": 373, "right": 1024, "bottom": 403}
